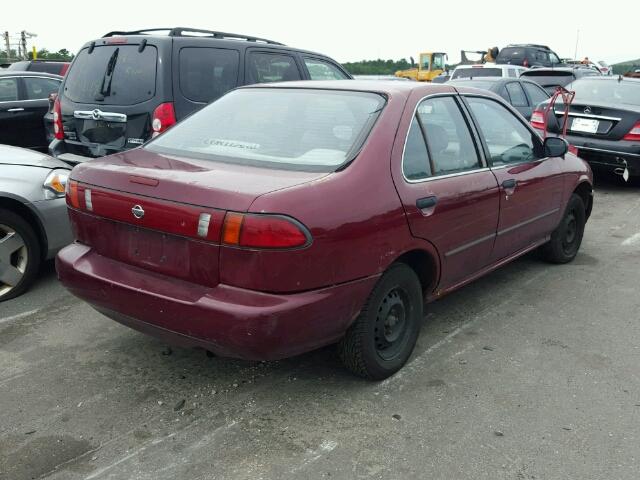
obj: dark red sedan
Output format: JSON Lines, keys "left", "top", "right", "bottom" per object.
{"left": 56, "top": 81, "right": 593, "bottom": 379}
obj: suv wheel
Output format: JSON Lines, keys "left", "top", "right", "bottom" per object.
{"left": 338, "top": 263, "right": 423, "bottom": 380}
{"left": 0, "top": 209, "right": 41, "bottom": 302}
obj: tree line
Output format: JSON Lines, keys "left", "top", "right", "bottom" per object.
{"left": 0, "top": 48, "right": 74, "bottom": 62}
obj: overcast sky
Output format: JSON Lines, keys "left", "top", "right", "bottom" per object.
{"left": 1, "top": 0, "right": 637, "bottom": 65}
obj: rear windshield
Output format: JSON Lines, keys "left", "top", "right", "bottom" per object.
{"left": 521, "top": 71, "right": 574, "bottom": 88}
{"left": 497, "top": 48, "right": 525, "bottom": 61}
{"left": 452, "top": 68, "right": 502, "bottom": 79}
{"left": 566, "top": 79, "right": 640, "bottom": 106}
{"left": 63, "top": 45, "right": 157, "bottom": 105}
{"left": 146, "top": 88, "right": 386, "bottom": 172}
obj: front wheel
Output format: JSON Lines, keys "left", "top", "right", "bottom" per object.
{"left": 338, "top": 263, "right": 423, "bottom": 380}
{"left": 540, "top": 194, "right": 586, "bottom": 264}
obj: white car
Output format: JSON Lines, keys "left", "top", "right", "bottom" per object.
{"left": 449, "top": 63, "right": 528, "bottom": 80}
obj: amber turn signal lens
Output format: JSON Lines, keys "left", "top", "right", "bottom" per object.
{"left": 222, "top": 212, "right": 244, "bottom": 245}
{"left": 66, "top": 180, "right": 80, "bottom": 209}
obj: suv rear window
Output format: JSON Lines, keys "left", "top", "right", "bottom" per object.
{"left": 497, "top": 47, "right": 525, "bottom": 63}
{"left": 146, "top": 88, "right": 385, "bottom": 171}
{"left": 63, "top": 45, "right": 157, "bottom": 105}
{"left": 179, "top": 47, "right": 239, "bottom": 103}
{"left": 452, "top": 68, "right": 502, "bottom": 79}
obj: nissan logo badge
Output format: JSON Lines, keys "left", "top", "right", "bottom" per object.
{"left": 132, "top": 205, "right": 145, "bottom": 219}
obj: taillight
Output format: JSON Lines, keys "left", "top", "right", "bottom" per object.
{"left": 53, "top": 96, "right": 64, "bottom": 140}
{"left": 623, "top": 121, "right": 640, "bottom": 141}
{"left": 66, "top": 180, "right": 79, "bottom": 208}
{"left": 568, "top": 144, "right": 578, "bottom": 155}
{"left": 222, "top": 212, "right": 311, "bottom": 249}
{"left": 530, "top": 109, "right": 545, "bottom": 130}
{"left": 151, "top": 102, "right": 176, "bottom": 137}
{"left": 523, "top": 59, "right": 529, "bottom": 67}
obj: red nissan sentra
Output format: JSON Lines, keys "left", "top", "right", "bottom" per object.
{"left": 56, "top": 81, "right": 593, "bottom": 379}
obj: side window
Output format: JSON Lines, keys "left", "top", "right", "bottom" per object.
{"left": 23, "top": 77, "right": 61, "bottom": 100}
{"left": 466, "top": 96, "right": 543, "bottom": 166}
{"left": 247, "top": 52, "right": 301, "bottom": 84}
{"left": 505, "top": 82, "right": 528, "bottom": 107}
{"left": 417, "top": 96, "right": 480, "bottom": 175}
{"left": 179, "top": 47, "right": 240, "bottom": 103}
{"left": 523, "top": 82, "right": 549, "bottom": 106}
{"left": 507, "top": 68, "right": 517, "bottom": 78}
{"left": 0, "top": 78, "right": 18, "bottom": 101}
{"left": 549, "top": 53, "right": 561, "bottom": 65}
{"left": 304, "top": 58, "right": 348, "bottom": 80}
{"left": 402, "top": 116, "right": 432, "bottom": 180}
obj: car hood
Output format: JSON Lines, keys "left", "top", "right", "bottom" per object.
{"left": 0, "top": 144, "right": 71, "bottom": 169}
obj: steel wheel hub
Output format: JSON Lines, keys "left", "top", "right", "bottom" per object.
{"left": 0, "top": 225, "right": 27, "bottom": 297}
{"left": 374, "top": 289, "right": 408, "bottom": 360}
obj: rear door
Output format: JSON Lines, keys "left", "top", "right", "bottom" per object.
{"left": 244, "top": 48, "right": 303, "bottom": 85}
{"left": 60, "top": 42, "right": 161, "bottom": 156}
{"left": 0, "top": 76, "right": 25, "bottom": 146}
{"left": 463, "top": 95, "right": 565, "bottom": 261}
{"left": 172, "top": 43, "right": 241, "bottom": 119}
{"left": 392, "top": 93, "right": 500, "bottom": 290}
{"left": 21, "top": 75, "right": 61, "bottom": 150}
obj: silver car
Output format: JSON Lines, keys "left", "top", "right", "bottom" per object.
{"left": 0, "top": 144, "right": 72, "bottom": 301}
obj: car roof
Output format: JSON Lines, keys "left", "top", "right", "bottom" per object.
{"left": 0, "top": 71, "right": 63, "bottom": 79}
{"left": 454, "top": 64, "right": 520, "bottom": 70}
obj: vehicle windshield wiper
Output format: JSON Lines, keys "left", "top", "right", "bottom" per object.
{"left": 95, "top": 48, "right": 120, "bottom": 101}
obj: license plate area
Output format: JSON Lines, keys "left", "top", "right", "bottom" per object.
{"left": 571, "top": 117, "right": 599, "bottom": 134}
{"left": 126, "top": 226, "right": 189, "bottom": 271}
{"left": 78, "top": 119, "right": 126, "bottom": 145}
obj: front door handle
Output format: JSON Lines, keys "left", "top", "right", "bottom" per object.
{"left": 7, "top": 108, "right": 24, "bottom": 112}
{"left": 502, "top": 179, "right": 517, "bottom": 189}
{"left": 416, "top": 196, "right": 438, "bottom": 209}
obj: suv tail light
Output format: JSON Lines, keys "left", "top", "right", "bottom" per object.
{"left": 222, "top": 212, "right": 311, "bottom": 249}
{"left": 530, "top": 109, "right": 545, "bottom": 130}
{"left": 523, "top": 59, "right": 529, "bottom": 67}
{"left": 53, "top": 96, "right": 64, "bottom": 140}
{"left": 623, "top": 121, "right": 640, "bottom": 141}
{"left": 151, "top": 102, "right": 176, "bottom": 137}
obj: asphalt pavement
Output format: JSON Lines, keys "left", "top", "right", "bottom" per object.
{"left": 1, "top": 174, "right": 639, "bottom": 480}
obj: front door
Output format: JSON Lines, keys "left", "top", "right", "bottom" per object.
{"left": 463, "top": 95, "right": 565, "bottom": 261}
{"left": 392, "top": 93, "right": 500, "bottom": 290}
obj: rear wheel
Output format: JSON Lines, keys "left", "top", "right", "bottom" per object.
{"left": 540, "top": 194, "right": 585, "bottom": 264}
{"left": 338, "top": 263, "right": 423, "bottom": 380}
{"left": 0, "top": 209, "right": 41, "bottom": 302}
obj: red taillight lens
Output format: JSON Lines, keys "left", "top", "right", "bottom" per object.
{"left": 66, "top": 180, "right": 79, "bottom": 208}
{"left": 623, "top": 121, "right": 640, "bottom": 141}
{"left": 222, "top": 213, "right": 310, "bottom": 249}
{"left": 523, "top": 59, "right": 529, "bottom": 67}
{"left": 530, "top": 109, "right": 545, "bottom": 130}
{"left": 568, "top": 144, "right": 578, "bottom": 155}
{"left": 53, "top": 96, "right": 64, "bottom": 140}
{"left": 151, "top": 102, "right": 176, "bottom": 137}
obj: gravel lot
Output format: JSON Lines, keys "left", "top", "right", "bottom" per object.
{"left": 1, "top": 174, "right": 639, "bottom": 480}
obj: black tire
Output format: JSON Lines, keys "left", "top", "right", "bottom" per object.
{"left": 338, "top": 263, "right": 423, "bottom": 380}
{"left": 540, "top": 194, "right": 586, "bottom": 264}
{"left": 0, "top": 208, "right": 41, "bottom": 302}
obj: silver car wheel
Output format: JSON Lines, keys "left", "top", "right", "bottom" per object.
{"left": 0, "top": 224, "right": 28, "bottom": 297}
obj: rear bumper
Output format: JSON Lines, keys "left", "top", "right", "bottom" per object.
{"left": 56, "top": 243, "right": 378, "bottom": 361}
{"left": 563, "top": 135, "right": 640, "bottom": 175}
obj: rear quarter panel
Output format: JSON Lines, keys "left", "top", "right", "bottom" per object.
{"left": 218, "top": 89, "right": 439, "bottom": 293}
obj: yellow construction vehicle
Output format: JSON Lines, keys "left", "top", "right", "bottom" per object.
{"left": 395, "top": 52, "right": 447, "bottom": 82}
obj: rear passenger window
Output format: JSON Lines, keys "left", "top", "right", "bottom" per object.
{"left": 304, "top": 58, "right": 348, "bottom": 80}
{"left": 179, "top": 47, "right": 240, "bottom": 103}
{"left": 505, "top": 82, "right": 528, "bottom": 107}
{"left": 402, "top": 117, "right": 432, "bottom": 180}
{"left": 0, "top": 78, "right": 18, "bottom": 101}
{"left": 24, "top": 77, "right": 61, "bottom": 100}
{"left": 247, "top": 53, "right": 301, "bottom": 84}
{"left": 523, "top": 82, "right": 548, "bottom": 106}
{"left": 417, "top": 96, "right": 480, "bottom": 175}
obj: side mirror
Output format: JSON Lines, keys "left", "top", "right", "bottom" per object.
{"left": 543, "top": 136, "right": 569, "bottom": 158}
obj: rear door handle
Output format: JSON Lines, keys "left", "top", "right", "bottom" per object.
{"left": 416, "top": 196, "right": 438, "bottom": 209}
{"left": 502, "top": 179, "right": 517, "bottom": 189}
{"left": 7, "top": 108, "right": 24, "bottom": 112}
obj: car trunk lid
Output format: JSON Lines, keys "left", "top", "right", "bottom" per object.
{"left": 547, "top": 102, "right": 640, "bottom": 140}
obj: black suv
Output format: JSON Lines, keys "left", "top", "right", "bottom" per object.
{"left": 495, "top": 44, "right": 563, "bottom": 68}
{"left": 49, "top": 27, "right": 351, "bottom": 161}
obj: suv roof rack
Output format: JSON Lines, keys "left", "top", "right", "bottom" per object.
{"left": 506, "top": 43, "right": 551, "bottom": 50}
{"left": 102, "top": 27, "right": 284, "bottom": 45}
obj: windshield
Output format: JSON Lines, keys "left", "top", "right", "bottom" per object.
{"left": 566, "top": 79, "right": 640, "bottom": 106}
{"left": 146, "top": 88, "right": 386, "bottom": 171}
{"left": 63, "top": 45, "right": 157, "bottom": 105}
{"left": 452, "top": 68, "right": 502, "bottom": 79}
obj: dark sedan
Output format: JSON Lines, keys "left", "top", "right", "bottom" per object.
{"left": 449, "top": 77, "right": 550, "bottom": 120}
{"left": 531, "top": 76, "right": 640, "bottom": 179}
{"left": 0, "top": 71, "right": 62, "bottom": 151}
{"left": 520, "top": 66, "right": 600, "bottom": 95}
